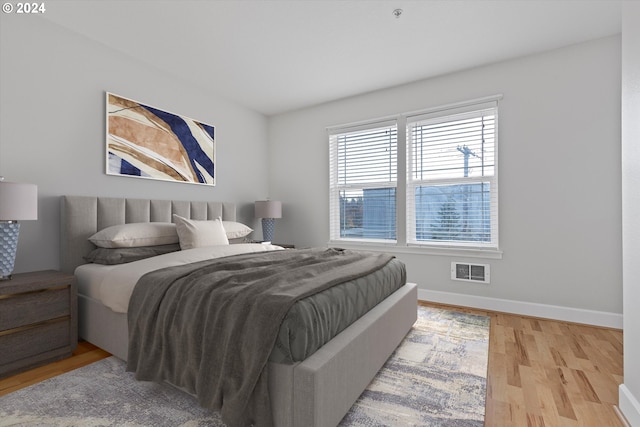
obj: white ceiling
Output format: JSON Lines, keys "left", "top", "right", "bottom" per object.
{"left": 42, "top": 0, "right": 622, "bottom": 116}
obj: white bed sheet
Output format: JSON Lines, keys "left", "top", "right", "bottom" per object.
{"left": 75, "top": 243, "right": 283, "bottom": 314}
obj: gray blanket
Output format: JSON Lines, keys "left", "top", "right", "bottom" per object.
{"left": 126, "top": 247, "right": 395, "bottom": 427}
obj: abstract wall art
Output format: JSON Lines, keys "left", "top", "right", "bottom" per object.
{"left": 106, "top": 93, "right": 215, "bottom": 185}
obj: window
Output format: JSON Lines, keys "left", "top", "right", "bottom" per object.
{"left": 407, "top": 102, "right": 498, "bottom": 248}
{"left": 329, "top": 121, "right": 397, "bottom": 242}
{"left": 329, "top": 96, "right": 500, "bottom": 252}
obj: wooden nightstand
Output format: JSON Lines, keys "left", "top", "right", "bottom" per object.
{"left": 0, "top": 270, "right": 77, "bottom": 378}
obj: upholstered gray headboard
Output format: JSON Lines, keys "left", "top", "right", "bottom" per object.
{"left": 60, "top": 195, "right": 236, "bottom": 274}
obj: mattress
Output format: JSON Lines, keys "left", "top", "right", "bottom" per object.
{"left": 76, "top": 244, "right": 406, "bottom": 363}
{"left": 75, "top": 243, "right": 285, "bottom": 313}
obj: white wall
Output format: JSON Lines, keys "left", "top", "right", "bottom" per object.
{"left": 269, "top": 36, "right": 622, "bottom": 323}
{"left": 620, "top": 2, "right": 640, "bottom": 425}
{"left": 0, "top": 16, "right": 270, "bottom": 274}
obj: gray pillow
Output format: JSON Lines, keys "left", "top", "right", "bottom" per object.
{"left": 84, "top": 244, "right": 181, "bottom": 265}
{"left": 88, "top": 222, "right": 178, "bottom": 248}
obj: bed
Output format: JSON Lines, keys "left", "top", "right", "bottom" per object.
{"left": 60, "top": 195, "right": 418, "bottom": 427}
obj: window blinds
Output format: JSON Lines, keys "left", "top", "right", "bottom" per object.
{"left": 328, "top": 96, "right": 500, "bottom": 250}
{"left": 406, "top": 103, "right": 498, "bottom": 247}
{"left": 329, "top": 122, "right": 397, "bottom": 241}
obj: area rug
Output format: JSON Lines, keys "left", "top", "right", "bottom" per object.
{"left": 0, "top": 306, "right": 490, "bottom": 427}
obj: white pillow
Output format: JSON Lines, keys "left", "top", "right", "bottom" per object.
{"left": 173, "top": 214, "right": 229, "bottom": 249}
{"left": 222, "top": 221, "right": 253, "bottom": 239}
{"left": 89, "top": 223, "right": 178, "bottom": 248}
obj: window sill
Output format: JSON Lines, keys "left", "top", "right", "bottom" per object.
{"left": 327, "top": 240, "right": 503, "bottom": 259}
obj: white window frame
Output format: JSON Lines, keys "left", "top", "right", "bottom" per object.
{"left": 328, "top": 118, "right": 398, "bottom": 244}
{"left": 328, "top": 96, "right": 503, "bottom": 259}
{"left": 406, "top": 100, "right": 499, "bottom": 250}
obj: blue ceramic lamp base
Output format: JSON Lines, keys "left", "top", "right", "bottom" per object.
{"left": 262, "top": 218, "right": 276, "bottom": 242}
{"left": 0, "top": 221, "right": 20, "bottom": 280}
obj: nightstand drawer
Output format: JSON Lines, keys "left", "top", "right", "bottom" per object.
{"left": 0, "top": 286, "right": 70, "bottom": 331}
{"left": 0, "top": 318, "right": 70, "bottom": 366}
{"left": 0, "top": 270, "right": 77, "bottom": 378}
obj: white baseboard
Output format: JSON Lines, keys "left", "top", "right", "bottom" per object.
{"left": 619, "top": 385, "right": 640, "bottom": 427}
{"left": 418, "top": 289, "right": 623, "bottom": 329}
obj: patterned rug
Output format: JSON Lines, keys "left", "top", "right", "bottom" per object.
{"left": 0, "top": 306, "right": 490, "bottom": 427}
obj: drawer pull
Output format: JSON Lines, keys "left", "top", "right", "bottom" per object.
{"left": 0, "top": 284, "right": 70, "bottom": 300}
{"left": 0, "top": 316, "right": 70, "bottom": 337}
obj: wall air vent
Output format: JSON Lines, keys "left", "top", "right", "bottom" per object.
{"left": 451, "top": 262, "right": 490, "bottom": 284}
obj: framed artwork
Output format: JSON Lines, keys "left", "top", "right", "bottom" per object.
{"left": 106, "top": 92, "right": 215, "bottom": 185}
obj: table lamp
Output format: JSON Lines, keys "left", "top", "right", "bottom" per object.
{"left": 0, "top": 178, "right": 38, "bottom": 280}
{"left": 254, "top": 200, "right": 281, "bottom": 243}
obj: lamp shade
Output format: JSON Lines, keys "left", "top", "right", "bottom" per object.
{"left": 255, "top": 200, "right": 282, "bottom": 219}
{"left": 0, "top": 181, "right": 38, "bottom": 220}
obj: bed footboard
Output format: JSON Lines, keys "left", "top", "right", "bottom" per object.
{"left": 269, "top": 282, "right": 418, "bottom": 427}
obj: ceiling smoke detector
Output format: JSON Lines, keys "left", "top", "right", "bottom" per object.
{"left": 392, "top": 8, "right": 403, "bottom": 19}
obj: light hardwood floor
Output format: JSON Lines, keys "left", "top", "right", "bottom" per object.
{"left": 0, "top": 302, "right": 626, "bottom": 426}
{"left": 0, "top": 341, "right": 110, "bottom": 397}
{"left": 417, "top": 302, "right": 626, "bottom": 427}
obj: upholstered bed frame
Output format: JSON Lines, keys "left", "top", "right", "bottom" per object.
{"left": 60, "top": 195, "right": 417, "bottom": 427}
